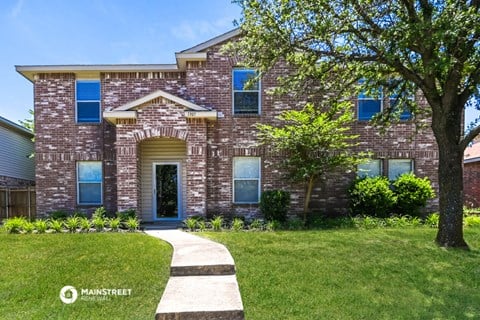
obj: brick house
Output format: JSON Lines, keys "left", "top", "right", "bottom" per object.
{"left": 16, "top": 29, "right": 439, "bottom": 221}
{"left": 464, "top": 140, "right": 480, "bottom": 207}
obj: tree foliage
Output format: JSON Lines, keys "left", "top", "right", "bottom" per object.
{"left": 232, "top": 0, "right": 480, "bottom": 248}
{"left": 256, "top": 102, "right": 364, "bottom": 220}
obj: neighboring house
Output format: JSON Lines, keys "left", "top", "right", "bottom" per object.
{"left": 464, "top": 141, "right": 480, "bottom": 207}
{"left": 16, "top": 29, "right": 439, "bottom": 221}
{"left": 0, "top": 116, "right": 35, "bottom": 219}
{"left": 0, "top": 116, "right": 35, "bottom": 188}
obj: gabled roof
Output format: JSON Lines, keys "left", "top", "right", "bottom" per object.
{"left": 113, "top": 89, "right": 208, "bottom": 112}
{"left": 0, "top": 115, "right": 33, "bottom": 138}
{"left": 179, "top": 28, "right": 241, "bottom": 53}
{"left": 103, "top": 90, "right": 217, "bottom": 123}
{"left": 175, "top": 28, "right": 241, "bottom": 69}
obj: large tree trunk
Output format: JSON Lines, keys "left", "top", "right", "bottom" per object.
{"left": 435, "top": 144, "right": 468, "bottom": 248}
{"left": 431, "top": 99, "right": 469, "bottom": 249}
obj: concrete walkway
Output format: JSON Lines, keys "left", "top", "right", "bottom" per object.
{"left": 145, "top": 230, "right": 245, "bottom": 320}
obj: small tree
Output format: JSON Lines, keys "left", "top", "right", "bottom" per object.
{"left": 256, "top": 102, "right": 364, "bottom": 222}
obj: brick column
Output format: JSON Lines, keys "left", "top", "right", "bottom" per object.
{"left": 116, "top": 140, "right": 139, "bottom": 212}
{"left": 186, "top": 119, "right": 208, "bottom": 216}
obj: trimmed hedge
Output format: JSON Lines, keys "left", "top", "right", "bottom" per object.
{"left": 348, "top": 173, "right": 435, "bottom": 217}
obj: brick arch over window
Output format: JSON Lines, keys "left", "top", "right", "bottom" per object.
{"left": 132, "top": 127, "right": 188, "bottom": 143}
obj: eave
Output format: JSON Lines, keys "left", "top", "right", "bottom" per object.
{"left": 15, "top": 64, "right": 179, "bottom": 82}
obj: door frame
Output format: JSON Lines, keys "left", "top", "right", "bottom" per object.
{"left": 152, "top": 162, "right": 182, "bottom": 221}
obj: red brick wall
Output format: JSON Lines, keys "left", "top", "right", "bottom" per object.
{"left": 464, "top": 161, "right": 480, "bottom": 207}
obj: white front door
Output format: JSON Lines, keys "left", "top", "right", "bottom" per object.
{"left": 153, "top": 162, "right": 182, "bottom": 220}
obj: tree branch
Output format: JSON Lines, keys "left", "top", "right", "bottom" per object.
{"left": 462, "top": 123, "right": 480, "bottom": 150}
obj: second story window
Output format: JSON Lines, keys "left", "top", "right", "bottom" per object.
{"left": 358, "top": 87, "right": 382, "bottom": 120}
{"left": 76, "top": 80, "right": 101, "bottom": 123}
{"left": 389, "top": 93, "right": 413, "bottom": 121}
{"left": 233, "top": 69, "right": 260, "bottom": 115}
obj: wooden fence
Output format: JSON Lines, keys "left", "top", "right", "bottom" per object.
{"left": 0, "top": 187, "right": 36, "bottom": 220}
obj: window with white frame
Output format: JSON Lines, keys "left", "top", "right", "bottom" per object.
{"left": 388, "top": 159, "right": 413, "bottom": 180}
{"left": 77, "top": 161, "right": 102, "bottom": 205}
{"left": 232, "top": 69, "right": 260, "bottom": 114}
{"left": 76, "top": 80, "right": 101, "bottom": 123}
{"left": 233, "top": 157, "right": 261, "bottom": 203}
{"left": 357, "top": 159, "right": 382, "bottom": 178}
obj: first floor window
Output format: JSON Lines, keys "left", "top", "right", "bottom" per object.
{"left": 357, "top": 159, "right": 382, "bottom": 178}
{"left": 388, "top": 159, "right": 413, "bottom": 180}
{"left": 233, "top": 157, "right": 261, "bottom": 203}
{"left": 77, "top": 161, "right": 102, "bottom": 205}
{"left": 357, "top": 158, "right": 413, "bottom": 180}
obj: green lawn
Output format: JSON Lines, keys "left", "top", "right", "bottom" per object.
{"left": 206, "top": 228, "right": 480, "bottom": 320}
{"left": 0, "top": 232, "right": 172, "bottom": 320}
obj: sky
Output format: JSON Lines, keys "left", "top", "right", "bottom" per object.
{"left": 0, "top": 0, "right": 241, "bottom": 124}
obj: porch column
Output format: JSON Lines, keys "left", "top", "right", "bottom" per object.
{"left": 186, "top": 119, "right": 208, "bottom": 216}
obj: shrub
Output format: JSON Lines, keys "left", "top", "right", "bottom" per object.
{"left": 464, "top": 215, "right": 480, "bottom": 227}
{"left": 34, "top": 220, "right": 48, "bottom": 234}
{"left": 249, "top": 219, "right": 264, "bottom": 231}
{"left": 348, "top": 176, "right": 396, "bottom": 218}
{"left": 392, "top": 173, "right": 435, "bottom": 217}
{"left": 108, "top": 217, "right": 121, "bottom": 231}
{"left": 125, "top": 217, "right": 140, "bottom": 231}
{"left": 285, "top": 218, "right": 304, "bottom": 230}
{"left": 266, "top": 220, "right": 281, "bottom": 231}
{"left": 65, "top": 216, "right": 80, "bottom": 233}
{"left": 260, "top": 190, "right": 290, "bottom": 222}
{"left": 92, "top": 216, "right": 106, "bottom": 232}
{"left": 211, "top": 216, "right": 223, "bottom": 231}
{"left": 79, "top": 217, "right": 91, "bottom": 232}
{"left": 48, "top": 210, "right": 69, "bottom": 220}
{"left": 425, "top": 213, "right": 439, "bottom": 228}
{"left": 4, "top": 217, "right": 27, "bottom": 234}
{"left": 117, "top": 209, "right": 136, "bottom": 221}
{"left": 184, "top": 217, "right": 198, "bottom": 231}
{"left": 22, "top": 221, "right": 35, "bottom": 234}
{"left": 231, "top": 218, "right": 244, "bottom": 232}
{"left": 73, "top": 211, "right": 87, "bottom": 219}
{"left": 198, "top": 220, "right": 207, "bottom": 232}
{"left": 49, "top": 219, "right": 64, "bottom": 233}
{"left": 354, "top": 216, "right": 384, "bottom": 229}
{"left": 93, "top": 207, "right": 107, "bottom": 219}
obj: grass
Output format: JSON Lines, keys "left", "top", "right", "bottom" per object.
{"left": 206, "top": 228, "right": 480, "bottom": 320}
{"left": 0, "top": 231, "right": 172, "bottom": 319}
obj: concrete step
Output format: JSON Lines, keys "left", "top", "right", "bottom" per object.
{"left": 146, "top": 230, "right": 236, "bottom": 276}
{"left": 155, "top": 275, "right": 244, "bottom": 320}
